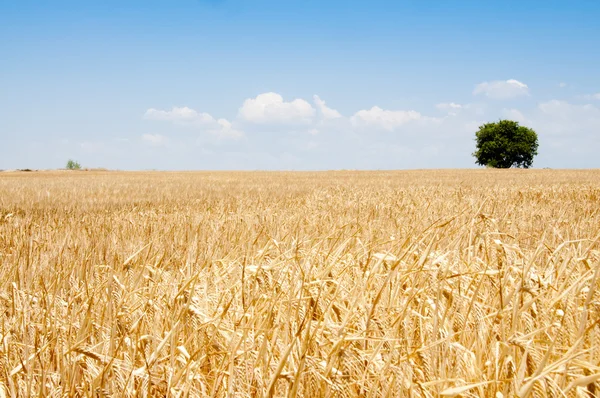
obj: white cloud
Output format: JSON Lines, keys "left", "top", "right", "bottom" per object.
{"left": 208, "top": 119, "right": 244, "bottom": 139}
{"left": 436, "top": 102, "right": 464, "bottom": 116}
{"left": 558, "top": 82, "right": 568, "bottom": 88}
{"left": 144, "top": 107, "right": 215, "bottom": 125}
{"left": 313, "top": 95, "right": 342, "bottom": 119}
{"left": 501, "top": 108, "right": 529, "bottom": 125}
{"left": 436, "top": 102, "right": 463, "bottom": 110}
{"left": 142, "top": 133, "right": 167, "bottom": 146}
{"left": 473, "top": 79, "right": 530, "bottom": 100}
{"left": 308, "top": 128, "right": 319, "bottom": 136}
{"left": 238, "top": 92, "right": 315, "bottom": 124}
{"left": 350, "top": 106, "right": 422, "bottom": 131}
{"left": 144, "top": 106, "right": 244, "bottom": 139}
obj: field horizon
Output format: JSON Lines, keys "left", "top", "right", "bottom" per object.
{"left": 1, "top": 170, "right": 599, "bottom": 397}
{"left": 2, "top": 167, "right": 592, "bottom": 174}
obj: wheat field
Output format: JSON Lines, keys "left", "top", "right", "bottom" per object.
{"left": 1, "top": 170, "right": 599, "bottom": 397}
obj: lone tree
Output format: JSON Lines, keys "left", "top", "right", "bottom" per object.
{"left": 66, "top": 159, "right": 81, "bottom": 170}
{"left": 472, "top": 120, "right": 539, "bottom": 168}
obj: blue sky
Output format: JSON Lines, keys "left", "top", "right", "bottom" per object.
{"left": 1, "top": 0, "right": 599, "bottom": 170}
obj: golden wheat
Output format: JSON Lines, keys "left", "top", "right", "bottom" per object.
{"left": 1, "top": 169, "right": 599, "bottom": 397}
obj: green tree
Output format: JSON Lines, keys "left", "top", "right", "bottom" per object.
{"left": 472, "top": 120, "right": 539, "bottom": 168}
{"left": 66, "top": 159, "right": 81, "bottom": 170}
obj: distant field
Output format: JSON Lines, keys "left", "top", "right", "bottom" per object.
{"left": 1, "top": 170, "right": 599, "bottom": 397}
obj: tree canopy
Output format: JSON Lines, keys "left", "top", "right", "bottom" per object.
{"left": 472, "top": 120, "right": 539, "bottom": 168}
{"left": 66, "top": 159, "right": 81, "bottom": 170}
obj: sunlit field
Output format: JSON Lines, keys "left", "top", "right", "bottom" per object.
{"left": 1, "top": 170, "right": 599, "bottom": 397}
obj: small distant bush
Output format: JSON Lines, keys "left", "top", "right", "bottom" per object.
{"left": 66, "top": 159, "right": 81, "bottom": 170}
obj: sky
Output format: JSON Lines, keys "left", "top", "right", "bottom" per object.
{"left": 1, "top": 0, "right": 600, "bottom": 170}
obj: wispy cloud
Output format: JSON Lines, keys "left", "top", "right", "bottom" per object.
{"left": 313, "top": 95, "right": 342, "bottom": 119}
{"left": 144, "top": 106, "right": 244, "bottom": 139}
{"left": 581, "top": 93, "right": 600, "bottom": 100}
{"left": 142, "top": 133, "right": 167, "bottom": 146}
{"left": 473, "top": 79, "right": 529, "bottom": 100}
{"left": 144, "top": 107, "right": 215, "bottom": 125}
{"left": 208, "top": 119, "right": 244, "bottom": 139}
{"left": 350, "top": 106, "right": 422, "bottom": 131}
{"left": 238, "top": 92, "right": 315, "bottom": 124}
{"left": 436, "top": 102, "right": 463, "bottom": 110}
